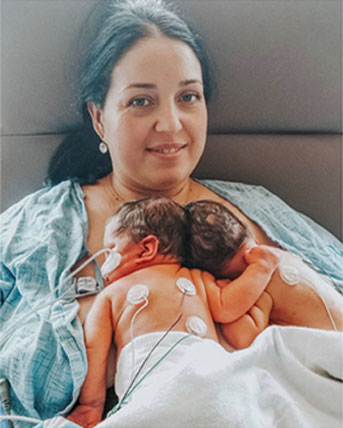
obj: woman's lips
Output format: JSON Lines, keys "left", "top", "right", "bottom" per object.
{"left": 146, "top": 144, "right": 187, "bottom": 156}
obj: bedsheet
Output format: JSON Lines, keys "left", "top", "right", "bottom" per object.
{"left": 34, "top": 326, "right": 343, "bottom": 428}
{"left": 0, "top": 179, "right": 342, "bottom": 425}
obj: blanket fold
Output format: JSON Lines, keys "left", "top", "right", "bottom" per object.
{"left": 35, "top": 326, "right": 342, "bottom": 428}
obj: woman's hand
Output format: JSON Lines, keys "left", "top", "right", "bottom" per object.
{"left": 67, "top": 404, "right": 103, "bottom": 428}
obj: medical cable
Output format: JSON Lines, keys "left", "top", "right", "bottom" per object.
{"left": 2, "top": 332, "right": 187, "bottom": 425}
{"left": 108, "top": 333, "right": 191, "bottom": 417}
{"left": 125, "top": 291, "right": 186, "bottom": 398}
{"left": 113, "top": 291, "right": 187, "bottom": 414}
{"left": 129, "top": 296, "right": 149, "bottom": 385}
{"left": 0, "top": 248, "right": 111, "bottom": 347}
{"left": 311, "top": 285, "right": 337, "bottom": 330}
{"left": 125, "top": 333, "right": 191, "bottom": 398}
{"left": 300, "top": 262, "right": 338, "bottom": 330}
{"left": 280, "top": 257, "right": 339, "bottom": 331}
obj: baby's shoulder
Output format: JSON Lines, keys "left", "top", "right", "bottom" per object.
{"left": 185, "top": 267, "right": 218, "bottom": 286}
{"left": 101, "top": 279, "right": 129, "bottom": 301}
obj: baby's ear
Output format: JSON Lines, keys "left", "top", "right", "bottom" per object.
{"left": 137, "top": 235, "right": 159, "bottom": 263}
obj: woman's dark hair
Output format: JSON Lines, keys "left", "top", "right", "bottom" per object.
{"left": 47, "top": 0, "right": 215, "bottom": 186}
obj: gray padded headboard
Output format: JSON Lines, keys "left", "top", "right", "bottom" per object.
{"left": 1, "top": 0, "right": 342, "bottom": 238}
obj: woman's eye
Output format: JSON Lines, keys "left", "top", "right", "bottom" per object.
{"left": 130, "top": 98, "right": 150, "bottom": 107}
{"left": 181, "top": 93, "right": 200, "bottom": 103}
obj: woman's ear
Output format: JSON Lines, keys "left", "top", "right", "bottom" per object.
{"left": 87, "top": 101, "right": 105, "bottom": 140}
{"left": 136, "top": 235, "right": 159, "bottom": 264}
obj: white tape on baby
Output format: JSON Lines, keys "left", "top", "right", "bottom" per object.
{"left": 100, "top": 250, "right": 122, "bottom": 277}
{"left": 176, "top": 277, "right": 196, "bottom": 295}
{"left": 279, "top": 265, "right": 300, "bottom": 285}
{"left": 127, "top": 284, "right": 150, "bottom": 305}
{"left": 185, "top": 315, "right": 207, "bottom": 337}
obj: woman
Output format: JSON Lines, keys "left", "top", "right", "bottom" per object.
{"left": 1, "top": 0, "right": 342, "bottom": 425}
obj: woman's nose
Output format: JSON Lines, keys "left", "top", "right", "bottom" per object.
{"left": 154, "top": 102, "right": 183, "bottom": 133}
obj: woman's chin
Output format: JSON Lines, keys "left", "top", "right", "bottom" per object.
{"left": 145, "top": 171, "right": 191, "bottom": 191}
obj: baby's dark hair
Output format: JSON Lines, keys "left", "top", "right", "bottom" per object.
{"left": 106, "top": 196, "right": 188, "bottom": 260}
{"left": 185, "top": 200, "right": 250, "bottom": 277}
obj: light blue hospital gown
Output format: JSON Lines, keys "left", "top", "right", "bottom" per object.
{"left": 0, "top": 178, "right": 342, "bottom": 426}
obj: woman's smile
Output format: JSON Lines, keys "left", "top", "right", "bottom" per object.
{"left": 88, "top": 36, "right": 207, "bottom": 191}
{"left": 146, "top": 143, "right": 187, "bottom": 158}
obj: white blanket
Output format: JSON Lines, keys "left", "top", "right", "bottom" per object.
{"left": 95, "top": 326, "right": 342, "bottom": 428}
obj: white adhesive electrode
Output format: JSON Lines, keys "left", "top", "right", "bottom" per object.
{"left": 176, "top": 277, "right": 196, "bottom": 295}
{"left": 279, "top": 265, "right": 300, "bottom": 285}
{"left": 185, "top": 316, "right": 207, "bottom": 337}
{"left": 126, "top": 284, "right": 150, "bottom": 305}
{"left": 101, "top": 250, "right": 122, "bottom": 277}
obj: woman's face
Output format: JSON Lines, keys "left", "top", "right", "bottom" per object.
{"left": 88, "top": 36, "right": 208, "bottom": 193}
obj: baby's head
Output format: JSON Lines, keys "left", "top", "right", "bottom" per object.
{"left": 104, "top": 196, "right": 188, "bottom": 262}
{"left": 185, "top": 200, "right": 253, "bottom": 278}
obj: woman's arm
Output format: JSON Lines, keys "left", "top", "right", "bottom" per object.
{"left": 68, "top": 290, "right": 114, "bottom": 427}
{"left": 221, "top": 291, "right": 273, "bottom": 349}
{"left": 205, "top": 246, "right": 279, "bottom": 323}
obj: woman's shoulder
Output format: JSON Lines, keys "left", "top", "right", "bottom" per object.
{"left": 1, "top": 179, "right": 88, "bottom": 273}
{"left": 195, "top": 178, "right": 269, "bottom": 199}
{"left": 0, "top": 180, "right": 88, "bottom": 254}
{"left": 1, "top": 179, "right": 84, "bottom": 221}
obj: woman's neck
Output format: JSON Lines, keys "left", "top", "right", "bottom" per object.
{"left": 104, "top": 172, "right": 194, "bottom": 205}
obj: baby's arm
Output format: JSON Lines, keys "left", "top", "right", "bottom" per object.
{"left": 221, "top": 291, "right": 273, "bottom": 349}
{"left": 68, "top": 290, "right": 113, "bottom": 427}
{"left": 205, "top": 245, "right": 279, "bottom": 323}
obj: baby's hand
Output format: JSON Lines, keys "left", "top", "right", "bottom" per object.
{"left": 244, "top": 245, "right": 280, "bottom": 271}
{"left": 68, "top": 404, "right": 103, "bottom": 428}
{"left": 217, "top": 278, "right": 233, "bottom": 288}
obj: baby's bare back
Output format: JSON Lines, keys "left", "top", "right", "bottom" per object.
{"left": 267, "top": 251, "right": 342, "bottom": 330}
{"left": 109, "top": 264, "right": 219, "bottom": 358}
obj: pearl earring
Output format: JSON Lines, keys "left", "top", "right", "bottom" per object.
{"left": 99, "top": 141, "right": 108, "bottom": 154}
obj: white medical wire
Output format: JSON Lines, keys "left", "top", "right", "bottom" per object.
{"left": 0, "top": 414, "right": 42, "bottom": 424}
{"left": 302, "top": 260, "right": 340, "bottom": 330}
{"left": 299, "top": 271, "right": 338, "bottom": 331}
{"left": 118, "top": 291, "right": 187, "bottom": 411}
{"left": 108, "top": 333, "right": 191, "bottom": 417}
{"left": 63, "top": 247, "right": 111, "bottom": 283}
{"left": 0, "top": 248, "right": 110, "bottom": 347}
{"left": 129, "top": 297, "right": 149, "bottom": 385}
{"left": 124, "top": 334, "right": 191, "bottom": 399}
{"left": 312, "top": 284, "right": 337, "bottom": 331}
